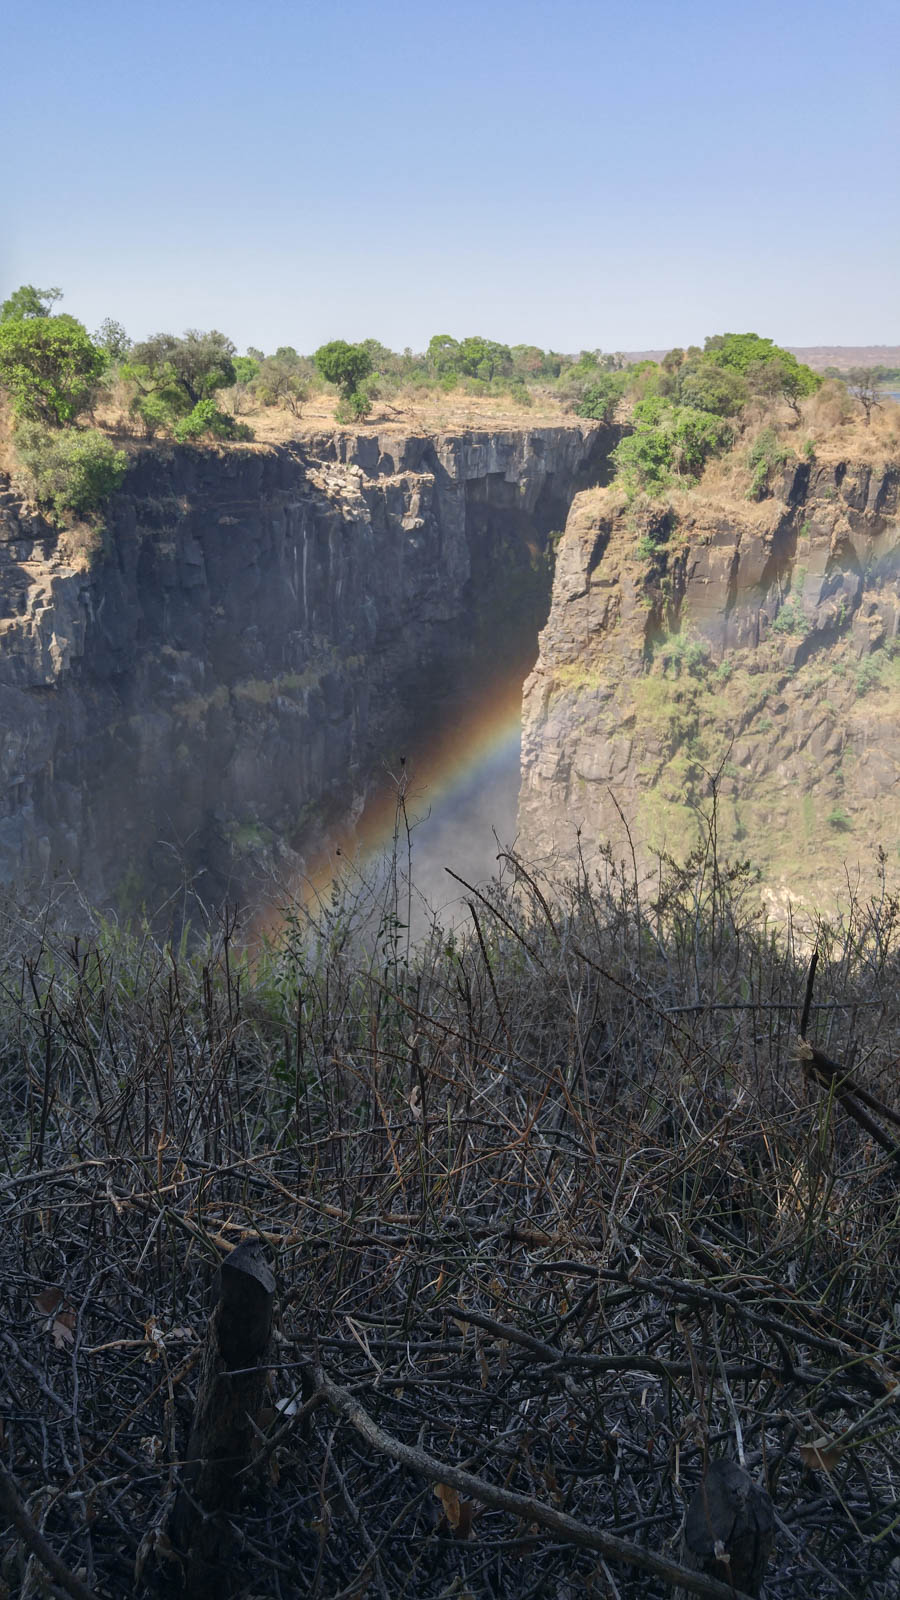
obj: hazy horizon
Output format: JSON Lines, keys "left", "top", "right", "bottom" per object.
{"left": 4, "top": 0, "right": 898, "bottom": 355}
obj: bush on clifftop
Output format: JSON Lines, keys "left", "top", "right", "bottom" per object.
{"left": 14, "top": 422, "right": 127, "bottom": 519}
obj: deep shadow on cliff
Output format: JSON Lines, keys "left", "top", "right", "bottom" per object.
{"left": 0, "top": 425, "right": 618, "bottom": 913}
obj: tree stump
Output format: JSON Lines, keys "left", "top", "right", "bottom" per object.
{"left": 677, "top": 1459, "right": 774, "bottom": 1598}
{"left": 168, "top": 1238, "right": 276, "bottom": 1595}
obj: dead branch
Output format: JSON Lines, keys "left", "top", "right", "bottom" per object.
{"left": 306, "top": 1360, "right": 758, "bottom": 1600}
{"left": 0, "top": 1459, "right": 101, "bottom": 1600}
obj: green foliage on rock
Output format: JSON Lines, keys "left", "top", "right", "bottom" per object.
{"left": 122, "top": 329, "right": 238, "bottom": 436}
{"left": 747, "top": 426, "right": 790, "bottom": 498}
{"left": 0, "top": 313, "right": 106, "bottom": 425}
{"left": 172, "top": 399, "right": 253, "bottom": 443}
{"left": 657, "top": 347, "right": 748, "bottom": 416}
{"left": 613, "top": 397, "right": 732, "bottom": 497}
{"left": 677, "top": 359, "right": 748, "bottom": 416}
{"left": 14, "top": 422, "right": 127, "bottom": 518}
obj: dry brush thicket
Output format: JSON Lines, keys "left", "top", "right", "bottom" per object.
{"left": 1, "top": 836, "right": 900, "bottom": 1599}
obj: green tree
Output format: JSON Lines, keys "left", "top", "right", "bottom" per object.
{"left": 93, "top": 318, "right": 132, "bottom": 364}
{"left": 1, "top": 284, "right": 63, "bottom": 321}
{"left": 314, "top": 340, "right": 373, "bottom": 398}
{"left": 129, "top": 329, "right": 237, "bottom": 407}
{"left": 677, "top": 358, "right": 747, "bottom": 416}
{"left": 456, "top": 336, "right": 513, "bottom": 382}
{"left": 0, "top": 314, "right": 105, "bottom": 425}
{"left": 576, "top": 371, "right": 627, "bottom": 423}
{"left": 335, "top": 388, "right": 373, "bottom": 423}
{"left": 510, "top": 344, "right": 547, "bottom": 379}
{"left": 427, "top": 334, "right": 461, "bottom": 375}
{"left": 705, "top": 332, "right": 819, "bottom": 416}
{"left": 612, "top": 397, "right": 731, "bottom": 497}
{"left": 254, "top": 349, "right": 310, "bottom": 415}
{"left": 232, "top": 355, "right": 260, "bottom": 386}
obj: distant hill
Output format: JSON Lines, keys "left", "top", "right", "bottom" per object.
{"left": 622, "top": 346, "right": 900, "bottom": 371}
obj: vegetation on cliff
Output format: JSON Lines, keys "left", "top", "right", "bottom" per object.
{"left": 519, "top": 353, "right": 900, "bottom": 913}
{"left": 0, "top": 277, "right": 889, "bottom": 578}
{"left": 2, "top": 830, "right": 899, "bottom": 1597}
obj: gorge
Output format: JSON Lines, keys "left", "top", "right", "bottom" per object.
{"left": 2, "top": 422, "right": 899, "bottom": 924}
{"left": 0, "top": 425, "right": 613, "bottom": 915}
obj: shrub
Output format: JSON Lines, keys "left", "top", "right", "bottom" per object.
{"left": 827, "top": 805, "right": 852, "bottom": 832}
{"left": 253, "top": 350, "right": 311, "bottom": 416}
{"left": 771, "top": 601, "right": 808, "bottom": 636}
{"left": 855, "top": 654, "right": 883, "bottom": 695}
{"left": 14, "top": 423, "right": 127, "bottom": 519}
{"left": 747, "top": 426, "right": 789, "bottom": 499}
{"left": 334, "top": 389, "right": 372, "bottom": 424}
{"left": 576, "top": 372, "right": 627, "bottom": 423}
{"left": 173, "top": 399, "right": 253, "bottom": 442}
{"left": 613, "top": 398, "right": 730, "bottom": 497}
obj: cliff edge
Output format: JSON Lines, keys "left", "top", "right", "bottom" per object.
{"left": 518, "top": 454, "right": 900, "bottom": 911}
{"left": 0, "top": 425, "right": 614, "bottom": 909}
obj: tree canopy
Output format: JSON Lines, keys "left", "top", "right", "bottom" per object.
{"left": 0, "top": 284, "right": 63, "bottom": 322}
{"left": 705, "top": 332, "right": 820, "bottom": 416}
{"left": 313, "top": 340, "right": 373, "bottom": 398}
{"left": 129, "top": 329, "right": 237, "bottom": 408}
{"left": 0, "top": 313, "right": 105, "bottom": 425}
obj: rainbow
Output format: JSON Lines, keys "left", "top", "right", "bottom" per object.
{"left": 254, "top": 666, "right": 527, "bottom": 941}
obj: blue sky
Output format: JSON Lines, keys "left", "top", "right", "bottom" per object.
{"left": 4, "top": 0, "right": 898, "bottom": 354}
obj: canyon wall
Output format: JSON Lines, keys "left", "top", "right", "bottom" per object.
{"left": 519, "top": 456, "right": 900, "bottom": 910}
{"left": 0, "top": 426, "right": 613, "bottom": 909}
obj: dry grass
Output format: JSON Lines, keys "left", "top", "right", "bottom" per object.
{"left": 89, "top": 385, "right": 572, "bottom": 453}
{"left": 2, "top": 834, "right": 900, "bottom": 1598}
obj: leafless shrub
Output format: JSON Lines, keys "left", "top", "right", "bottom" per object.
{"left": 1, "top": 831, "right": 899, "bottom": 1597}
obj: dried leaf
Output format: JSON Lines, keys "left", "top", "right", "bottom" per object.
{"left": 409, "top": 1085, "right": 423, "bottom": 1121}
{"left": 799, "top": 1436, "right": 846, "bottom": 1472}
{"left": 434, "top": 1482, "right": 462, "bottom": 1528}
{"left": 34, "top": 1287, "right": 63, "bottom": 1316}
{"left": 434, "top": 1482, "right": 474, "bottom": 1537}
{"left": 143, "top": 1319, "right": 166, "bottom": 1361}
{"left": 51, "top": 1309, "right": 76, "bottom": 1349}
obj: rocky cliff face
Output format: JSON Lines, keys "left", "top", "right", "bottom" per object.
{"left": 518, "top": 456, "right": 900, "bottom": 910}
{"left": 0, "top": 426, "right": 613, "bottom": 909}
